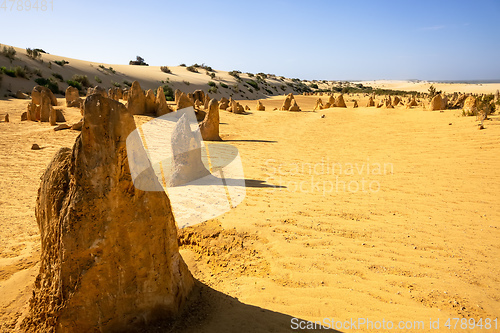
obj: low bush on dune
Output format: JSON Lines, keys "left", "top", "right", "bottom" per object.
{"left": 179, "top": 63, "right": 186, "bottom": 67}
{"left": 52, "top": 73, "right": 64, "bottom": 82}
{"left": 35, "top": 77, "right": 60, "bottom": 94}
{"left": 14, "top": 66, "right": 27, "bottom": 78}
{"left": 245, "top": 79, "right": 260, "bottom": 91}
{"left": 310, "top": 83, "right": 319, "bottom": 89}
{"left": 0, "top": 45, "right": 16, "bottom": 62}
{"left": 111, "top": 81, "right": 121, "bottom": 87}
{"left": 265, "top": 88, "right": 273, "bottom": 95}
{"left": 54, "top": 60, "right": 69, "bottom": 66}
{"left": 66, "top": 80, "right": 82, "bottom": 91}
{"left": 71, "top": 74, "right": 90, "bottom": 88}
{"left": 208, "top": 81, "right": 216, "bottom": 87}
{"left": 0, "top": 66, "right": 27, "bottom": 78}
{"left": 33, "top": 68, "right": 42, "bottom": 77}
{"left": 220, "top": 82, "right": 228, "bottom": 89}
{"left": 123, "top": 80, "right": 132, "bottom": 87}
{"left": 94, "top": 76, "right": 102, "bottom": 83}
{"left": 26, "top": 48, "right": 42, "bottom": 60}
{"left": 183, "top": 80, "right": 190, "bottom": 85}
{"left": 208, "top": 86, "right": 217, "bottom": 94}
{"left": 129, "top": 56, "right": 148, "bottom": 66}
{"left": 160, "top": 66, "right": 171, "bottom": 74}
{"left": 186, "top": 65, "right": 198, "bottom": 73}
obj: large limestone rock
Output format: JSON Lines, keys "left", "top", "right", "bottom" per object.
{"left": 88, "top": 86, "right": 108, "bottom": 98}
{"left": 127, "top": 81, "right": 147, "bottom": 115}
{"left": 353, "top": 100, "right": 358, "bottom": 108}
{"left": 203, "top": 94, "right": 210, "bottom": 110}
{"left": 429, "top": 94, "right": 444, "bottom": 111}
{"left": 219, "top": 97, "right": 229, "bottom": 110}
{"left": 174, "top": 89, "right": 182, "bottom": 104}
{"left": 176, "top": 92, "right": 194, "bottom": 110}
{"left": 32, "top": 86, "right": 57, "bottom": 106}
{"left": 193, "top": 90, "right": 205, "bottom": 104}
{"left": 169, "top": 113, "right": 210, "bottom": 186}
{"left": 313, "top": 98, "right": 323, "bottom": 111}
{"left": 392, "top": 96, "right": 401, "bottom": 106}
{"left": 108, "top": 87, "right": 123, "bottom": 101}
{"left": 256, "top": 100, "right": 265, "bottom": 111}
{"left": 145, "top": 89, "right": 156, "bottom": 114}
{"left": 40, "top": 92, "right": 52, "bottom": 122}
{"left": 463, "top": 96, "right": 477, "bottom": 115}
{"left": 335, "top": 94, "right": 347, "bottom": 108}
{"left": 65, "top": 86, "right": 80, "bottom": 107}
{"left": 27, "top": 102, "right": 37, "bottom": 121}
{"left": 281, "top": 93, "right": 294, "bottom": 111}
{"left": 156, "top": 86, "right": 173, "bottom": 116}
{"left": 366, "top": 96, "right": 375, "bottom": 107}
{"left": 200, "top": 98, "right": 222, "bottom": 141}
{"left": 21, "top": 95, "right": 194, "bottom": 332}
{"left": 328, "top": 95, "right": 335, "bottom": 106}
{"left": 289, "top": 100, "right": 301, "bottom": 111}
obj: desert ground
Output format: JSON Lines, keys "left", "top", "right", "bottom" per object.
{"left": 1, "top": 92, "right": 499, "bottom": 332}
{"left": 0, "top": 45, "right": 499, "bottom": 332}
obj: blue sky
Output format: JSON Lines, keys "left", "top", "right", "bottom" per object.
{"left": 1, "top": 0, "right": 499, "bottom": 80}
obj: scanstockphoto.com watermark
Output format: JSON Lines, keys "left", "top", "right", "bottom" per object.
{"left": 0, "top": 0, "right": 53, "bottom": 12}
{"left": 264, "top": 158, "right": 393, "bottom": 195}
{"left": 291, "top": 317, "right": 498, "bottom": 331}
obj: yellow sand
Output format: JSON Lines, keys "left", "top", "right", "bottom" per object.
{"left": 1, "top": 92, "right": 499, "bottom": 332}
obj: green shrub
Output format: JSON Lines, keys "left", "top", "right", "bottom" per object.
{"left": 160, "top": 66, "right": 171, "bottom": 74}
{"left": 1, "top": 46, "right": 16, "bottom": 62}
{"left": 14, "top": 66, "right": 27, "bottom": 78}
{"left": 280, "top": 85, "right": 287, "bottom": 91}
{"left": 71, "top": 74, "right": 90, "bottom": 87}
{"left": 247, "top": 72, "right": 254, "bottom": 77}
{"left": 98, "top": 64, "right": 105, "bottom": 69}
{"left": 179, "top": 63, "right": 186, "bottom": 67}
{"left": 162, "top": 85, "right": 174, "bottom": 101}
{"left": 246, "top": 79, "right": 260, "bottom": 91}
{"left": 52, "top": 73, "right": 64, "bottom": 81}
{"left": 67, "top": 80, "right": 82, "bottom": 90}
{"left": 111, "top": 81, "right": 121, "bottom": 87}
{"left": 186, "top": 65, "right": 198, "bottom": 73}
{"left": 208, "top": 86, "right": 217, "bottom": 94}
{"left": 1, "top": 67, "right": 16, "bottom": 77}
{"left": 33, "top": 68, "right": 42, "bottom": 77}
{"left": 109, "top": 67, "right": 116, "bottom": 74}
{"left": 228, "top": 70, "right": 241, "bottom": 79}
{"left": 220, "top": 82, "right": 228, "bottom": 89}
{"left": 265, "top": 88, "right": 273, "bottom": 95}
{"left": 123, "top": 80, "right": 132, "bottom": 87}
{"left": 94, "top": 75, "right": 102, "bottom": 83}
{"left": 129, "top": 56, "right": 148, "bottom": 66}
{"left": 35, "top": 77, "right": 59, "bottom": 94}
{"left": 310, "top": 83, "right": 318, "bottom": 89}
{"left": 26, "top": 48, "right": 42, "bottom": 60}
{"left": 54, "top": 60, "right": 69, "bottom": 66}
{"left": 183, "top": 80, "right": 191, "bottom": 85}
{"left": 208, "top": 81, "right": 216, "bottom": 87}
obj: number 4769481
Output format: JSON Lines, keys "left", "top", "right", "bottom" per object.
{"left": 1, "top": 0, "right": 53, "bottom": 11}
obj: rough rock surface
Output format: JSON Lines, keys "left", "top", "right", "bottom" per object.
{"left": 177, "top": 92, "right": 195, "bottom": 110}
{"left": 366, "top": 96, "right": 375, "bottom": 107}
{"left": 200, "top": 98, "right": 222, "bottom": 141}
{"left": 256, "top": 100, "right": 265, "bottom": 111}
{"left": 156, "top": 87, "right": 173, "bottom": 116}
{"left": 32, "top": 86, "right": 57, "bottom": 106}
{"left": 127, "top": 81, "right": 147, "bottom": 115}
{"left": 145, "top": 89, "right": 157, "bottom": 114}
{"left": 281, "top": 93, "right": 294, "bottom": 111}
{"left": 335, "top": 94, "right": 347, "bottom": 108}
{"left": 353, "top": 100, "right": 358, "bottom": 108}
{"left": 21, "top": 95, "right": 194, "bottom": 332}
{"left": 289, "top": 100, "right": 301, "bottom": 111}
{"left": 313, "top": 98, "right": 323, "bottom": 111}
{"left": 65, "top": 86, "right": 80, "bottom": 107}
{"left": 219, "top": 97, "right": 229, "bottom": 110}
{"left": 429, "top": 94, "right": 444, "bottom": 111}
{"left": 463, "top": 96, "right": 477, "bottom": 115}
{"left": 169, "top": 113, "right": 210, "bottom": 186}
